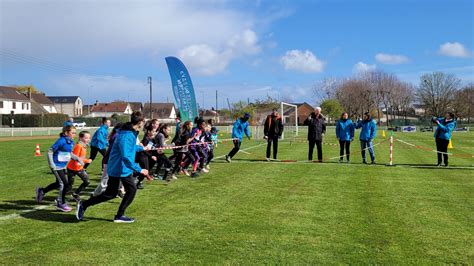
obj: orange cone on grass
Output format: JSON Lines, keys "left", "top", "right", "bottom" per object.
{"left": 35, "top": 144, "right": 41, "bottom": 156}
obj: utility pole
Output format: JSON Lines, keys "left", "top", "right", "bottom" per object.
{"left": 215, "top": 90, "right": 218, "bottom": 122}
{"left": 148, "top": 76, "right": 152, "bottom": 119}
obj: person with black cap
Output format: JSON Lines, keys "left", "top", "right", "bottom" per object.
{"left": 225, "top": 113, "right": 251, "bottom": 163}
{"left": 432, "top": 112, "right": 456, "bottom": 167}
{"left": 264, "top": 109, "right": 284, "bottom": 161}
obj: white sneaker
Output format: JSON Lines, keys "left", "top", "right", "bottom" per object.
{"left": 266, "top": 158, "right": 270, "bottom": 161}
{"left": 201, "top": 168, "right": 209, "bottom": 173}
{"left": 183, "top": 170, "right": 190, "bottom": 176}
{"left": 171, "top": 174, "right": 178, "bottom": 180}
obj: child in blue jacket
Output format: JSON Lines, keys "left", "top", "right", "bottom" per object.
{"left": 354, "top": 112, "right": 377, "bottom": 164}
{"left": 77, "top": 111, "right": 148, "bottom": 223}
{"left": 84, "top": 117, "right": 110, "bottom": 170}
{"left": 36, "top": 125, "right": 77, "bottom": 212}
{"left": 225, "top": 113, "right": 251, "bottom": 163}
{"left": 433, "top": 112, "right": 456, "bottom": 167}
{"left": 336, "top": 112, "right": 355, "bottom": 163}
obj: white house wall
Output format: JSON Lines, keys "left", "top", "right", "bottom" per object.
{"left": 0, "top": 100, "right": 31, "bottom": 114}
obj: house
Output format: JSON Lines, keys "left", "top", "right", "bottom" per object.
{"left": 412, "top": 104, "right": 426, "bottom": 116}
{"left": 143, "top": 103, "right": 177, "bottom": 123}
{"left": 200, "top": 109, "right": 220, "bottom": 123}
{"left": 48, "top": 96, "right": 83, "bottom": 117}
{"left": 128, "top": 102, "right": 143, "bottom": 112}
{"left": 28, "top": 92, "right": 57, "bottom": 114}
{"left": 0, "top": 86, "right": 32, "bottom": 115}
{"left": 87, "top": 102, "right": 133, "bottom": 117}
{"left": 283, "top": 102, "right": 315, "bottom": 125}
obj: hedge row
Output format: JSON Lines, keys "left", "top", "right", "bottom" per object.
{"left": 0, "top": 114, "right": 130, "bottom": 127}
{"left": 1, "top": 113, "right": 68, "bottom": 127}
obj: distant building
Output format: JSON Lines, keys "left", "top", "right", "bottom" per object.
{"left": 284, "top": 102, "right": 315, "bottom": 125}
{"left": 143, "top": 103, "right": 177, "bottom": 123}
{"left": 412, "top": 104, "right": 426, "bottom": 116}
{"left": 200, "top": 109, "right": 220, "bottom": 123}
{"left": 48, "top": 96, "right": 83, "bottom": 117}
{"left": 88, "top": 102, "right": 133, "bottom": 117}
{"left": 28, "top": 92, "right": 57, "bottom": 114}
{"left": 0, "top": 86, "right": 32, "bottom": 115}
{"left": 128, "top": 102, "right": 143, "bottom": 112}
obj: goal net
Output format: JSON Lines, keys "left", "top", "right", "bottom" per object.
{"left": 280, "top": 102, "right": 299, "bottom": 140}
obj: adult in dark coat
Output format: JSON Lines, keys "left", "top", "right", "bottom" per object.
{"left": 304, "top": 107, "right": 326, "bottom": 162}
{"left": 264, "top": 109, "right": 284, "bottom": 160}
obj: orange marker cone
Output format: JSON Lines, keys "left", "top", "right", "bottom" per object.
{"left": 35, "top": 144, "right": 41, "bottom": 156}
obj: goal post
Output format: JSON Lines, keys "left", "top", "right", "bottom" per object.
{"left": 280, "top": 102, "right": 298, "bottom": 140}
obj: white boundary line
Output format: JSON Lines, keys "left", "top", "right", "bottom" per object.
{"left": 215, "top": 142, "right": 267, "bottom": 160}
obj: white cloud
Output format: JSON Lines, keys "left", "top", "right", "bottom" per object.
{"left": 178, "top": 29, "right": 261, "bottom": 76}
{"left": 178, "top": 44, "right": 231, "bottom": 76}
{"left": 439, "top": 42, "right": 471, "bottom": 58}
{"left": 375, "top": 53, "right": 409, "bottom": 65}
{"left": 1, "top": 1, "right": 260, "bottom": 71}
{"left": 353, "top": 62, "right": 376, "bottom": 73}
{"left": 280, "top": 50, "right": 325, "bottom": 73}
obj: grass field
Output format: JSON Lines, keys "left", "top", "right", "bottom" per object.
{"left": 0, "top": 129, "right": 473, "bottom": 264}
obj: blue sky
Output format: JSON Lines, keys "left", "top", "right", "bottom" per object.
{"left": 1, "top": 0, "right": 473, "bottom": 108}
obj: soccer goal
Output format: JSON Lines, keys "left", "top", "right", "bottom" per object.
{"left": 280, "top": 102, "right": 299, "bottom": 140}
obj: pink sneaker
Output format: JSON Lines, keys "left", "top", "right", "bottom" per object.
{"left": 56, "top": 203, "right": 72, "bottom": 212}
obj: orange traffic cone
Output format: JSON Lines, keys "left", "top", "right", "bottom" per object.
{"left": 35, "top": 144, "right": 41, "bottom": 156}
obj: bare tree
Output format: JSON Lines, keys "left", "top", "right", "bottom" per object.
{"left": 417, "top": 72, "right": 461, "bottom": 117}
{"left": 453, "top": 83, "right": 474, "bottom": 124}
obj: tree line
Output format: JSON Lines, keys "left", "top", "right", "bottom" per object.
{"left": 316, "top": 71, "right": 473, "bottom": 126}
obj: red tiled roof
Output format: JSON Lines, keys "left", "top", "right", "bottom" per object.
{"left": 91, "top": 102, "right": 129, "bottom": 113}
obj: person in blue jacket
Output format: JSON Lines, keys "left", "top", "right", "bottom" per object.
{"left": 225, "top": 113, "right": 251, "bottom": 163}
{"left": 433, "top": 112, "right": 456, "bottom": 167}
{"left": 84, "top": 117, "right": 110, "bottom": 170}
{"left": 354, "top": 112, "right": 377, "bottom": 164}
{"left": 77, "top": 111, "right": 148, "bottom": 223}
{"left": 336, "top": 112, "right": 355, "bottom": 163}
{"left": 36, "top": 125, "right": 77, "bottom": 212}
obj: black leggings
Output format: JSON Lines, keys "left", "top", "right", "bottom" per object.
{"left": 67, "top": 169, "right": 90, "bottom": 195}
{"left": 84, "top": 146, "right": 106, "bottom": 169}
{"left": 82, "top": 175, "right": 137, "bottom": 218}
{"left": 172, "top": 151, "right": 195, "bottom": 174}
{"left": 435, "top": 138, "right": 449, "bottom": 165}
{"left": 43, "top": 169, "right": 69, "bottom": 204}
{"left": 228, "top": 140, "right": 241, "bottom": 158}
{"left": 339, "top": 140, "right": 351, "bottom": 161}
{"left": 266, "top": 137, "right": 279, "bottom": 159}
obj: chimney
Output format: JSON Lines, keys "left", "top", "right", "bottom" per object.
{"left": 95, "top": 100, "right": 99, "bottom": 106}
{"left": 28, "top": 88, "right": 32, "bottom": 100}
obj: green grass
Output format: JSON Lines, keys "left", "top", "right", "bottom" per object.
{"left": 0, "top": 130, "right": 473, "bottom": 264}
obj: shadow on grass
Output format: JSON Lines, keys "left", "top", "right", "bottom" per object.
{"left": 20, "top": 209, "right": 111, "bottom": 223}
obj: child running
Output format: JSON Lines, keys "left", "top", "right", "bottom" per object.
{"left": 91, "top": 123, "right": 123, "bottom": 197}
{"left": 76, "top": 111, "right": 149, "bottom": 223}
{"left": 225, "top": 113, "right": 251, "bottom": 163}
{"left": 154, "top": 124, "right": 174, "bottom": 181}
{"left": 35, "top": 126, "right": 77, "bottom": 212}
{"left": 66, "top": 131, "right": 92, "bottom": 200}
